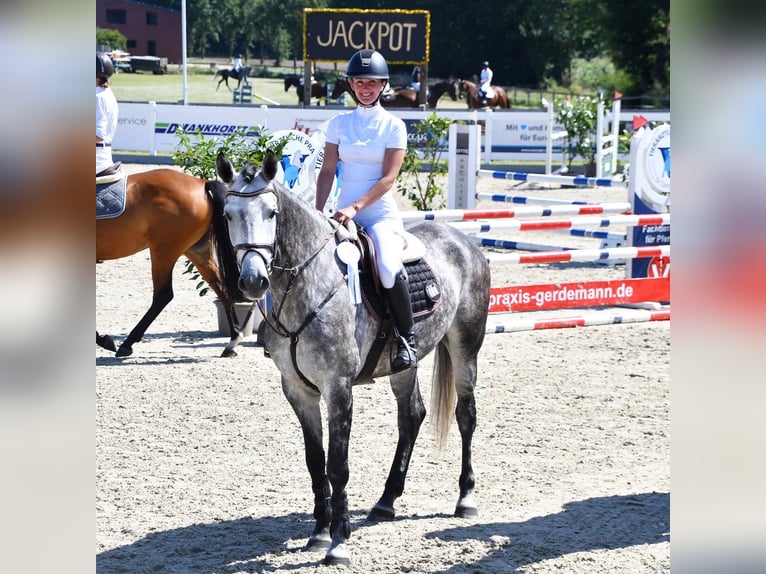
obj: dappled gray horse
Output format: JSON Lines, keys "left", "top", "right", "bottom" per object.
{"left": 215, "top": 150, "right": 491, "bottom": 566}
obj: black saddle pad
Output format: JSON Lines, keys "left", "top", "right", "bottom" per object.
{"left": 360, "top": 259, "right": 441, "bottom": 323}
{"left": 96, "top": 174, "right": 127, "bottom": 219}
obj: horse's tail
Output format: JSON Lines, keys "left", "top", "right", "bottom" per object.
{"left": 206, "top": 180, "right": 246, "bottom": 302}
{"left": 430, "top": 340, "right": 457, "bottom": 451}
{"left": 211, "top": 70, "right": 219, "bottom": 81}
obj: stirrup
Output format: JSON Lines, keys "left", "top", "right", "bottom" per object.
{"left": 391, "top": 336, "right": 417, "bottom": 373}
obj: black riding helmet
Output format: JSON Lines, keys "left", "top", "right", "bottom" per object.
{"left": 345, "top": 49, "right": 389, "bottom": 106}
{"left": 346, "top": 49, "right": 389, "bottom": 79}
{"left": 97, "top": 52, "right": 114, "bottom": 81}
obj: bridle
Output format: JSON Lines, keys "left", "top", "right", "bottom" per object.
{"left": 225, "top": 183, "right": 342, "bottom": 392}
{"left": 225, "top": 184, "right": 279, "bottom": 275}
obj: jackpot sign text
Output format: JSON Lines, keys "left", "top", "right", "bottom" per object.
{"left": 303, "top": 9, "right": 429, "bottom": 63}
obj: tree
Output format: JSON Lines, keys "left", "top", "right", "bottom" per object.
{"left": 187, "top": 0, "right": 220, "bottom": 59}
{"left": 97, "top": 28, "right": 127, "bottom": 52}
{"left": 591, "top": 0, "right": 670, "bottom": 96}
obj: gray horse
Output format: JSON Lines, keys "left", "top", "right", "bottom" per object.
{"left": 215, "top": 151, "right": 491, "bottom": 566}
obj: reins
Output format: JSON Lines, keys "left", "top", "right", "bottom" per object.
{"left": 266, "top": 223, "right": 344, "bottom": 393}
{"left": 228, "top": 184, "right": 344, "bottom": 392}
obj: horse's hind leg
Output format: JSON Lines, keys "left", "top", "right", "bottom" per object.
{"left": 116, "top": 256, "right": 175, "bottom": 358}
{"left": 368, "top": 369, "right": 426, "bottom": 521}
{"left": 96, "top": 331, "right": 116, "bottom": 352}
{"left": 452, "top": 350, "right": 480, "bottom": 518}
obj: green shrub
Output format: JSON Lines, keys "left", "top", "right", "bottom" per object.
{"left": 555, "top": 95, "right": 599, "bottom": 169}
{"left": 173, "top": 126, "right": 289, "bottom": 180}
{"left": 396, "top": 113, "right": 452, "bottom": 211}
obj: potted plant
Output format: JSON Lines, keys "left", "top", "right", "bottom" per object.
{"left": 555, "top": 95, "right": 599, "bottom": 175}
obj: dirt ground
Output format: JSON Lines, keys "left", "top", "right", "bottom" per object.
{"left": 96, "top": 165, "right": 669, "bottom": 573}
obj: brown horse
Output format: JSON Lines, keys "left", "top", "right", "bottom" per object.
{"left": 329, "top": 79, "right": 459, "bottom": 109}
{"left": 457, "top": 79, "right": 510, "bottom": 109}
{"left": 96, "top": 168, "right": 246, "bottom": 358}
{"left": 284, "top": 76, "right": 328, "bottom": 105}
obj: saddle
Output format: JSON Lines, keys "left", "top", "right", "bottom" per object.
{"left": 331, "top": 219, "right": 442, "bottom": 383}
{"left": 96, "top": 163, "right": 127, "bottom": 219}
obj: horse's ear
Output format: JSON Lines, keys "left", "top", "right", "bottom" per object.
{"left": 262, "top": 150, "right": 278, "bottom": 182}
{"left": 216, "top": 152, "right": 235, "bottom": 184}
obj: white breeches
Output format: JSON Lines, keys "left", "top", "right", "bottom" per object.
{"left": 364, "top": 219, "right": 406, "bottom": 288}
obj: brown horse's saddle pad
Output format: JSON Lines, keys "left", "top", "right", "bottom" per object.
{"left": 96, "top": 168, "right": 127, "bottom": 219}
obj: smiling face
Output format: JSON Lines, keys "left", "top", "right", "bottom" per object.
{"left": 349, "top": 78, "right": 386, "bottom": 106}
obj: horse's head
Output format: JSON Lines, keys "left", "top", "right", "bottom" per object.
{"left": 457, "top": 80, "right": 467, "bottom": 99}
{"left": 216, "top": 150, "right": 280, "bottom": 300}
{"left": 448, "top": 80, "right": 458, "bottom": 101}
{"left": 330, "top": 78, "right": 348, "bottom": 100}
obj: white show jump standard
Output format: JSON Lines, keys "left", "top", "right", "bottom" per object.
{"left": 485, "top": 245, "right": 670, "bottom": 265}
{"left": 400, "top": 202, "right": 632, "bottom": 223}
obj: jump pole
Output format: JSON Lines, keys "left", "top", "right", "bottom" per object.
{"left": 486, "top": 306, "right": 670, "bottom": 334}
{"left": 485, "top": 244, "right": 669, "bottom": 265}
{"left": 441, "top": 213, "right": 670, "bottom": 234}
{"left": 475, "top": 192, "right": 593, "bottom": 205}
{"left": 400, "top": 202, "right": 631, "bottom": 223}
{"left": 478, "top": 169, "right": 628, "bottom": 188}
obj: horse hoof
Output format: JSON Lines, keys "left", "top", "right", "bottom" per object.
{"left": 455, "top": 493, "right": 478, "bottom": 518}
{"left": 97, "top": 334, "right": 117, "bottom": 352}
{"left": 220, "top": 347, "right": 238, "bottom": 358}
{"left": 367, "top": 503, "right": 395, "bottom": 522}
{"left": 322, "top": 540, "right": 350, "bottom": 566}
{"left": 304, "top": 528, "right": 331, "bottom": 552}
{"left": 454, "top": 505, "right": 479, "bottom": 518}
{"left": 115, "top": 344, "right": 133, "bottom": 358}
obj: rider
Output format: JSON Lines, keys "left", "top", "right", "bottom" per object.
{"left": 96, "top": 52, "right": 119, "bottom": 175}
{"left": 315, "top": 49, "right": 417, "bottom": 373}
{"left": 232, "top": 54, "right": 243, "bottom": 75}
{"left": 479, "top": 60, "right": 493, "bottom": 101}
{"left": 410, "top": 65, "right": 421, "bottom": 91}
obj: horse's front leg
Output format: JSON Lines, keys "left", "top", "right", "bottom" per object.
{"left": 369, "top": 369, "right": 426, "bottom": 521}
{"left": 323, "top": 382, "right": 354, "bottom": 566}
{"left": 281, "top": 377, "right": 332, "bottom": 551}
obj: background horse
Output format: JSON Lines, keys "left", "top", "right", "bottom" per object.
{"left": 283, "top": 76, "right": 328, "bottom": 105}
{"left": 457, "top": 79, "right": 510, "bottom": 109}
{"left": 215, "top": 151, "right": 491, "bottom": 566}
{"left": 329, "top": 79, "right": 458, "bottom": 109}
{"left": 212, "top": 65, "right": 252, "bottom": 91}
{"left": 97, "top": 169, "right": 245, "bottom": 358}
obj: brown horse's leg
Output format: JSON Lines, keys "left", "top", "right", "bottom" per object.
{"left": 115, "top": 253, "right": 176, "bottom": 358}
{"left": 185, "top": 236, "right": 245, "bottom": 358}
{"left": 96, "top": 332, "right": 117, "bottom": 352}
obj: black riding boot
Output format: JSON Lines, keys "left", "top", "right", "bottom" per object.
{"left": 384, "top": 271, "right": 417, "bottom": 373}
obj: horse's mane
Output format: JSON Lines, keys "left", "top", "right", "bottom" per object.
{"left": 207, "top": 180, "right": 247, "bottom": 302}
{"left": 273, "top": 181, "right": 330, "bottom": 234}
